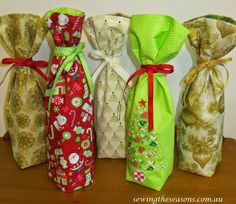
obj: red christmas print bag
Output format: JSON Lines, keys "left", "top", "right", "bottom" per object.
{"left": 44, "top": 8, "right": 94, "bottom": 192}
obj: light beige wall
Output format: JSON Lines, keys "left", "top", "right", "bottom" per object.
{"left": 0, "top": 0, "right": 235, "bottom": 139}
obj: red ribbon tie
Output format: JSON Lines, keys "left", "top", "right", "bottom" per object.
{"left": 126, "top": 64, "right": 174, "bottom": 131}
{"left": 0, "top": 58, "right": 48, "bottom": 85}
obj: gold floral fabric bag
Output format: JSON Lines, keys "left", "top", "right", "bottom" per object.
{"left": 176, "top": 15, "right": 236, "bottom": 177}
{"left": 0, "top": 14, "right": 48, "bottom": 168}
{"left": 84, "top": 14, "right": 130, "bottom": 158}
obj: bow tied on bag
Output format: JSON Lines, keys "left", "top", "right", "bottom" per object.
{"left": 90, "top": 50, "right": 121, "bottom": 68}
{"left": 84, "top": 14, "right": 130, "bottom": 159}
{"left": 184, "top": 57, "right": 232, "bottom": 85}
{"left": 0, "top": 58, "right": 48, "bottom": 86}
{"left": 54, "top": 43, "right": 85, "bottom": 67}
{"left": 44, "top": 8, "right": 94, "bottom": 192}
{"left": 176, "top": 15, "right": 236, "bottom": 177}
{"left": 126, "top": 14, "right": 188, "bottom": 191}
{"left": 0, "top": 13, "right": 49, "bottom": 169}
{"left": 90, "top": 50, "right": 130, "bottom": 83}
{"left": 47, "top": 42, "right": 89, "bottom": 112}
{"left": 126, "top": 64, "right": 174, "bottom": 131}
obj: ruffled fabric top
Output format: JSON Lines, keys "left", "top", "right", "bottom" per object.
{"left": 84, "top": 13, "right": 129, "bottom": 57}
{"left": 129, "top": 14, "right": 189, "bottom": 65}
{"left": 0, "top": 14, "right": 48, "bottom": 58}
{"left": 44, "top": 8, "right": 85, "bottom": 46}
{"left": 184, "top": 14, "right": 236, "bottom": 60}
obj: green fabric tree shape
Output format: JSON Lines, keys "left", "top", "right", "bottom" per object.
{"left": 126, "top": 14, "right": 188, "bottom": 191}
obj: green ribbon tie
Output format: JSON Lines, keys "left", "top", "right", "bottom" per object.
{"left": 47, "top": 42, "right": 94, "bottom": 113}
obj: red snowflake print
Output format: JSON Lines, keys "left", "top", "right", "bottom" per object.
{"left": 52, "top": 96, "right": 64, "bottom": 105}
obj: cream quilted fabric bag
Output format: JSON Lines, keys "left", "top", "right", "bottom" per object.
{"left": 84, "top": 14, "right": 130, "bottom": 158}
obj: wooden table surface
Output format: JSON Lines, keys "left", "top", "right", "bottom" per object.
{"left": 0, "top": 138, "right": 236, "bottom": 204}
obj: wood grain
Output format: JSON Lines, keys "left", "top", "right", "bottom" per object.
{"left": 0, "top": 138, "right": 235, "bottom": 204}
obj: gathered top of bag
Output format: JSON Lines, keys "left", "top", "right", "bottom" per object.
{"left": 0, "top": 14, "right": 48, "bottom": 58}
{"left": 184, "top": 14, "right": 236, "bottom": 61}
{"left": 129, "top": 14, "right": 189, "bottom": 65}
{"left": 84, "top": 13, "right": 130, "bottom": 58}
{"left": 44, "top": 8, "right": 85, "bottom": 46}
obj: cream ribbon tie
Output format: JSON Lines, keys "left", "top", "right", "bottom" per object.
{"left": 90, "top": 50, "right": 130, "bottom": 83}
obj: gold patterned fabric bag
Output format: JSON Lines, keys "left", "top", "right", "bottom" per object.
{"left": 84, "top": 14, "right": 130, "bottom": 158}
{"left": 176, "top": 15, "right": 236, "bottom": 177}
{"left": 0, "top": 14, "right": 48, "bottom": 169}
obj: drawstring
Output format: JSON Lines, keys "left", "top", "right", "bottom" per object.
{"left": 47, "top": 42, "right": 93, "bottom": 113}
{"left": 184, "top": 57, "right": 231, "bottom": 86}
{"left": 0, "top": 58, "right": 48, "bottom": 86}
{"left": 120, "top": 64, "right": 174, "bottom": 131}
{"left": 90, "top": 50, "right": 130, "bottom": 83}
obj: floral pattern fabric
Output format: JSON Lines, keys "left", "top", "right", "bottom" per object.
{"left": 84, "top": 14, "right": 130, "bottom": 158}
{"left": 0, "top": 14, "right": 48, "bottom": 169}
{"left": 176, "top": 15, "right": 236, "bottom": 177}
{"left": 44, "top": 8, "right": 94, "bottom": 192}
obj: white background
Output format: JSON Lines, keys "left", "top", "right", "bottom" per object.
{"left": 0, "top": 0, "right": 235, "bottom": 139}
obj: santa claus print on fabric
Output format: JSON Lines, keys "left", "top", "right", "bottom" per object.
{"left": 44, "top": 8, "right": 94, "bottom": 193}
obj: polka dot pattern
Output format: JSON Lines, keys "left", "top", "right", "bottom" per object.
{"left": 126, "top": 14, "right": 189, "bottom": 190}
{"left": 129, "top": 14, "right": 189, "bottom": 65}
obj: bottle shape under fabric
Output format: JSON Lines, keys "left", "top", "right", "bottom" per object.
{"left": 84, "top": 14, "right": 130, "bottom": 158}
{"left": 126, "top": 14, "right": 188, "bottom": 190}
{"left": 44, "top": 8, "right": 94, "bottom": 192}
{"left": 176, "top": 15, "right": 236, "bottom": 177}
{"left": 0, "top": 14, "right": 48, "bottom": 169}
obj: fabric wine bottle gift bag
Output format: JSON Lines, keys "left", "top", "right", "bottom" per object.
{"left": 176, "top": 15, "right": 236, "bottom": 177}
{"left": 84, "top": 14, "right": 130, "bottom": 158}
{"left": 0, "top": 14, "right": 48, "bottom": 169}
{"left": 126, "top": 14, "right": 188, "bottom": 191}
{"left": 44, "top": 8, "right": 94, "bottom": 192}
